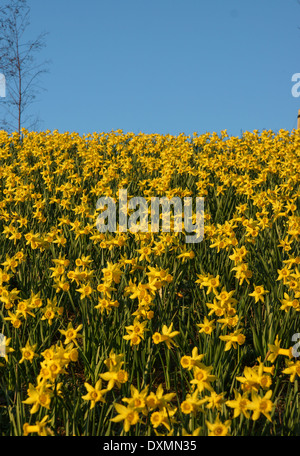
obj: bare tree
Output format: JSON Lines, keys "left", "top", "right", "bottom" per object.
{"left": 0, "top": 0, "right": 49, "bottom": 134}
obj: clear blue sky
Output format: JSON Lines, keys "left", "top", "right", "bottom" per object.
{"left": 6, "top": 0, "right": 300, "bottom": 136}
